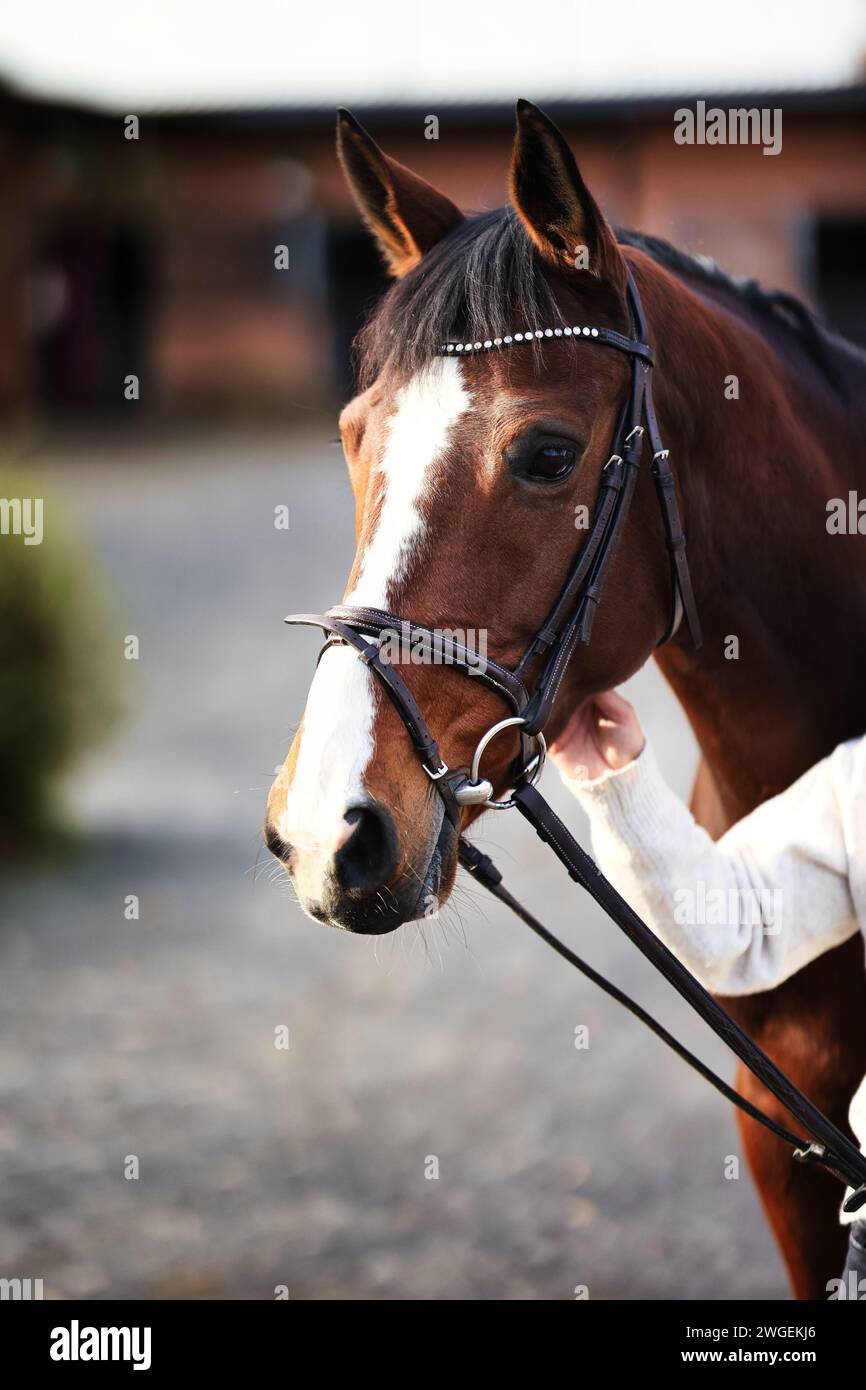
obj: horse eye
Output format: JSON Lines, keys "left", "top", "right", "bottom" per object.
{"left": 526, "top": 443, "right": 577, "bottom": 482}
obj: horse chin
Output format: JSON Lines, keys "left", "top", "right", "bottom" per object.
{"left": 308, "top": 805, "right": 459, "bottom": 935}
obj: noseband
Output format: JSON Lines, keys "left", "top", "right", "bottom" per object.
{"left": 287, "top": 267, "right": 701, "bottom": 825}
{"left": 284, "top": 265, "right": 866, "bottom": 1212}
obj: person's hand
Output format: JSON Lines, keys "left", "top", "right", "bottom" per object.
{"left": 549, "top": 689, "right": 645, "bottom": 784}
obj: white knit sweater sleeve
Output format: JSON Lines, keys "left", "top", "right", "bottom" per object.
{"left": 563, "top": 740, "right": 859, "bottom": 997}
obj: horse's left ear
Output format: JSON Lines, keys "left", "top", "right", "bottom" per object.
{"left": 510, "top": 99, "right": 627, "bottom": 297}
{"left": 337, "top": 109, "right": 464, "bottom": 277}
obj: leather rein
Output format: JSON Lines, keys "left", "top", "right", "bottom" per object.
{"left": 285, "top": 266, "right": 866, "bottom": 1212}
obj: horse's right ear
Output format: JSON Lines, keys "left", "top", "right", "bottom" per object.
{"left": 337, "top": 109, "right": 464, "bottom": 278}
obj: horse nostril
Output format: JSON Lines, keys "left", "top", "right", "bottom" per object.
{"left": 334, "top": 801, "right": 399, "bottom": 892}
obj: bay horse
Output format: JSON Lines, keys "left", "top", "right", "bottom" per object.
{"left": 266, "top": 101, "right": 866, "bottom": 1298}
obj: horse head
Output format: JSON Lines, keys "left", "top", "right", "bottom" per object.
{"left": 266, "top": 101, "right": 685, "bottom": 931}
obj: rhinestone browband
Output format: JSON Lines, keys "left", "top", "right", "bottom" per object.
{"left": 438, "top": 325, "right": 601, "bottom": 355}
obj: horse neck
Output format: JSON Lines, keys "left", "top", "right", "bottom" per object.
{"left": 639, "top": 259, "right": 866, "bottom": 816}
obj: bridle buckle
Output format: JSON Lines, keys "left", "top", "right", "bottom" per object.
{"left": 424, "top": 761, "right": 450, "bottom": 782}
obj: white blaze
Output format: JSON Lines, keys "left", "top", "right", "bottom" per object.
{"left": 282, "top": 358, "right": 471, "bottom": 902}
{"left": 347, "top": 357, "right": 471, "bottom": 607}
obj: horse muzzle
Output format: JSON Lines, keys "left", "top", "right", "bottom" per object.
{"left": 265, "top": 787, "right": 459, "bottom": 934}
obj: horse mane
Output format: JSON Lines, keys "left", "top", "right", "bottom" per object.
{"left": 356, "top": 208, "right": 857, "bottom": 394}
{"left": 618, "top": 228, "right": 860, "bottom": 393}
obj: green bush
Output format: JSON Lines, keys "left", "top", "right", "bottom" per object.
{"left": 0, "top": 477, "right": 119, "bottom": 851}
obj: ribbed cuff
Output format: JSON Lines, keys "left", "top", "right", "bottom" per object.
{"left": 561, "top": 740, "right": 673, "bottom": 848}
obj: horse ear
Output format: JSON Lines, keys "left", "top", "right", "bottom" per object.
{"left": 509, "top": 99, "right": 626, "bottom": 296}
{"left": 337, "top": 109, "right": 464, "bottom": 278}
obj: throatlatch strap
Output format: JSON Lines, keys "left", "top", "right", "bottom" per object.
{"left": 459, "top": 792, "right": 866, "bottom": 1210}
{"left": 652, "top": 450, "right": 702, "bottom": 650}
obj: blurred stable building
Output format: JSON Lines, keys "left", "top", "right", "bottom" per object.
{"left": 0, "top": 82, "right": 864, "bottom": 421}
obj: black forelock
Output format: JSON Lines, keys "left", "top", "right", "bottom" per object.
{"left": 355, "top": 208, "right": 563, "bottom": 386}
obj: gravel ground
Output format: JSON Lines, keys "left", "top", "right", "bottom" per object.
{"left": 0, "top": 428, "right": 786, "bottom": 1299}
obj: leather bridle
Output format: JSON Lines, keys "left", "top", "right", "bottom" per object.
{"left": 284, "top": 265, "right": 866, "bottom": 1212}
{"left": 288, "top": 268, "right": 700, "bottom": 826}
